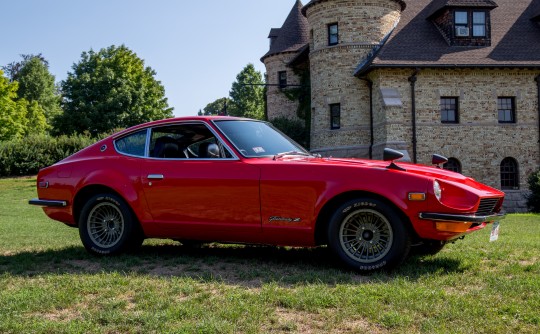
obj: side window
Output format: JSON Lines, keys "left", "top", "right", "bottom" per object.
{"left": 149, "top": 123, "right": 232, "bottom": 159}
{"left": 114, "top": 130, "right": 147, "bottom": 157}
{"left": 498, "top": 97, "right": 516, "bottom": 123}
{"left": 328, "top": 23, "right": 339, "bottom": 46}
{"left": 500, "top": 157, "right": 519, "bottom": 190}
{"left": 441, "top": 97, "right": 459, "bottom": 124}
{"left": 330, "top": 104, "right": 341, "bottom": 129}
{"left": 278, "top": 71, "right": 287, "bottom": 89}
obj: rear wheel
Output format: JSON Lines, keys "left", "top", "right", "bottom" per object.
{"left": 327, "top": 198, "right": 410, "bottom": 272}
{"left": 79, "top": 193, "right": 143, "bottom": 255}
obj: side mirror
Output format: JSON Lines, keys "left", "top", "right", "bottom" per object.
{"left": 207, "top": 143, "right": 220, "bottom": 158}
{"left": 383, "top": 148, "right": 405, "bottom": 162}
{"left": 432, "top": 154, "right": 448, "bottom": 168}
{"left": 384, "top": 148, "right": 406, "bottom": 171}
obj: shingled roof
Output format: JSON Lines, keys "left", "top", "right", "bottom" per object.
{"left": 532, "top": 0, "right": 540, "bottom": 21}
{"left": 261, "top": 0, "right": 309, "bottom": 62}
{"left": 428, "top": 0, "right": 499, "bottom": 18}
{"left": 357, "top": 0, "right": 540, "bottom": 74}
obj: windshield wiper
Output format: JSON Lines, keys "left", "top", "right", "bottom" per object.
{"left": 273, "top": 151, "right": 313, "bottom": 160}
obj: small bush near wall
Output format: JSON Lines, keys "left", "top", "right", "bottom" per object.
{"left": 270, "top": 116, "right": 308, "bottom": 149}
{"left": 0, "top": 135, "right": 96, "bottom": 177}
{"left": 526, "top": 169, "right": 540, "bottom": 212}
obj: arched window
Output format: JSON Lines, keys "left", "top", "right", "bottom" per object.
{"left": 500, "top": 158, "right": 519, "bottom": 190}
{"left": 443, "top": 158, "right": 462, "bottom": 173}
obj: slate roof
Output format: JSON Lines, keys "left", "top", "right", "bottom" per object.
{"left": 357, "top": 0, "right": 540, "bottom": 74}
{"left": 301, "top": 0, "right": 406, "bottom": 14}
{"left": 261, "top": 0, "right": 310, "bottom": 61}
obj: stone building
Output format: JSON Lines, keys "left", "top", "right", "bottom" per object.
{"left": 262, "top": 0, "right": 540, "bottom": 212}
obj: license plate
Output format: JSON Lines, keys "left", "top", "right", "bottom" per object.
{"left": 490, "top": 222, "right": 500, "bottom": 242}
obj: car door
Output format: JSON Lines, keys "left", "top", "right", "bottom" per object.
{"left": 140, "top": 121, "right": 262, "bottom": 242}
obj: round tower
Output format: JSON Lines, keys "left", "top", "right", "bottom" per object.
{"left": 302, "top": 0, "right": 405, "bottom": 157}
{"left": 262, "top": 0, "right": 310, "bottom": 121}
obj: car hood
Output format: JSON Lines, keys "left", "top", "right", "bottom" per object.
{"left": 274, "top": 155, "right": 503, "bottom": 195}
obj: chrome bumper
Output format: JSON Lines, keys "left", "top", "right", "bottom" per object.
{"left": 419, "top": 212, "right": 506, "bottom": 223}
{"left": 29, "top": 199, "right": 67, "bottom": 207}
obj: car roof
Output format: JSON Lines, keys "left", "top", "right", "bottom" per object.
{"left": 112, "top": 116, "right": 257, "bottom": 139}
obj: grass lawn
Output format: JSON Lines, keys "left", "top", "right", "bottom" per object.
{"left": 0, "top": 177, "right": 539, "bottom": 333}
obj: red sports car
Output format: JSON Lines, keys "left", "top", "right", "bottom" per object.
{"left": 30, "top": 116, "right": 505, "bottom": 272}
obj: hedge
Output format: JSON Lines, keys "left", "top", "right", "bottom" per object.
{"left": 0, "top": 134, "right": 97, "bottom": 177}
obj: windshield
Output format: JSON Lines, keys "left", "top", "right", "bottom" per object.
{"left": 213, "top": 120, "right": 308, "bottom": 158}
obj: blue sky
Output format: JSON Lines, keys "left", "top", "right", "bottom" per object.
{"left": 0, "top": 0, "right": 301, "bottom": 117}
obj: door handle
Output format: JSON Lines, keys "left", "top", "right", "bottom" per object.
{"left": 147, "top": 174, "right": 164, "bottom": 180}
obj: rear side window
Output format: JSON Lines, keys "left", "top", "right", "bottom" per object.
{"left": 115, "top": 130, "right": 147, "bottom": 157}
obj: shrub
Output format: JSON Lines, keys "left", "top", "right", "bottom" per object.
{"left": 0, "top": 134, "right": 96, "bottom": 177}
{"left": 526, "top": 169, "right": 540, "bottom": 212}
{"left": 270, "top": 116, "right": 309, "bottom": 149}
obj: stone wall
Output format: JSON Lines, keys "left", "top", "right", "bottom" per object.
{"left": 304, "top": 0, "right": 402, "bottom": 155}
{"left": 264, "top": 53, "right": 302, "bottom": 121}
{"left": 370, "top": 68, "right": 540, "bottom": 212}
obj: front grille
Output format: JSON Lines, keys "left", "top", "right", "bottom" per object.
{"left": 476, "top": 198, "right": 500, "bottom": 216}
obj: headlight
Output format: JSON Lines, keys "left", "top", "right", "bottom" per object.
{"left": 433, "top": 180, "right": 442, "bottom": 201}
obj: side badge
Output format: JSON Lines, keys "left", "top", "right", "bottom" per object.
{"left": 269, "top": 216, "right": 302, "bottom": 223}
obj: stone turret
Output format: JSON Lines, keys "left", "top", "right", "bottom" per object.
{"left": 262, "top": 0, "right": 310, "bottom": 120}
{"left": 302, "top": 0, "right": 405, "bottom": 157}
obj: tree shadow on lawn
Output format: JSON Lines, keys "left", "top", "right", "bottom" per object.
{"left": 0, "top": 243, "right": 466, "bottom": 287}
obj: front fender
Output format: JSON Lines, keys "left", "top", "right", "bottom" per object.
{"left": 314, "top": 168, "right": 431, "bottom": 224}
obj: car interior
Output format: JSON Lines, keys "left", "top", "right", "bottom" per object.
{"left": 149, "top": 124, "right": 232, "bottom": 159}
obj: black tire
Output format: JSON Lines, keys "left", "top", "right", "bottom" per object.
{"left": 327, "top": 198, "right": 411, "bottom": 272}
{"left": 411, "top": 240, "right": 446, "bottom": 256}
{"left": 79, "top": 193, "right": 143, "bottom": 255}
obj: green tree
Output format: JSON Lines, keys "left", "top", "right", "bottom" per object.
{"left": 228, "top": 64, "right": 265, "bottom": 120}
{"left": 55, "top": 45, "right": 173, "bottom": 135}
{"left": 203, "top": 97, "right": 230, "bottom": 116}
{"left": 0, "top": 70, "right": 28, "bottom": 140}
{"left": 10, "top": 55, "right": 61, "bottom": 128}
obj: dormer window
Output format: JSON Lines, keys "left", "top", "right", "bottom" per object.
{"left": 428, "top": 1, "right": 496, "bottom": 47}
{"left": 454, "top": 10, "right": 487, "bottom": 38}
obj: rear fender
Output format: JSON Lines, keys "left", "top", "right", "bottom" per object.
{"left": 75, "top": 170, "right": 151, "bottom": 226}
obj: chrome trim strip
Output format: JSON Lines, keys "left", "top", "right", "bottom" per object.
{"left": 29, "top": 199, "right": 68, "bottom": 207}
{"left": 419, "top": 212, "right": 506, "bottom": 223}
{"left": 147, "top": 174, "right": 164, "bottom": 180}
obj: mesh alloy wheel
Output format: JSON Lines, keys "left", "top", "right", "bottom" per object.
{"left": 87, "top": 202, "right": 125, "bottom": 249}
{"left": 338, "top": 208, "right": 394, "bottom": 264}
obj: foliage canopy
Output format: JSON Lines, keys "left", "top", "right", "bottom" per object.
{"left": 0, "top": 71, "right": 28, "bottom": 141}
{"left": 228, "top": 64, "right": 265, "bottom": 120}
{"left": 55, "top": 45, "right": 173, "bottom": 135}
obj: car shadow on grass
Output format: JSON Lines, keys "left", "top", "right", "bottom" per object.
{"left": 0, "top": 243, "right": 465, "bottom": 287}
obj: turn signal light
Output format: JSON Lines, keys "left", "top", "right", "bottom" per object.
{"left": 436, "top": 222, "right": 473, "bottom": 233}
{"left": 408, "top": 193, "right": 426, "bottom": 201}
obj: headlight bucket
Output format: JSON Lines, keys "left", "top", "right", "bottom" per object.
{"left": 433, "top": 180, "right": 442, "bottom": 202}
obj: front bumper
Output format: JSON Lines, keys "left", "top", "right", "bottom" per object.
{"left": 29, "top": 199, "right": 67, "bottom": 207}
{"left": 419, "top": 212, "right": 506, "bottom": 223}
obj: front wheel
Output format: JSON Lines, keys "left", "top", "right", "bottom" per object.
{"left": 327, "top": 198, "right": 410, "bottom": 272}
{"left": 79, "top": 194, "right": 143, "bottom": 255}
